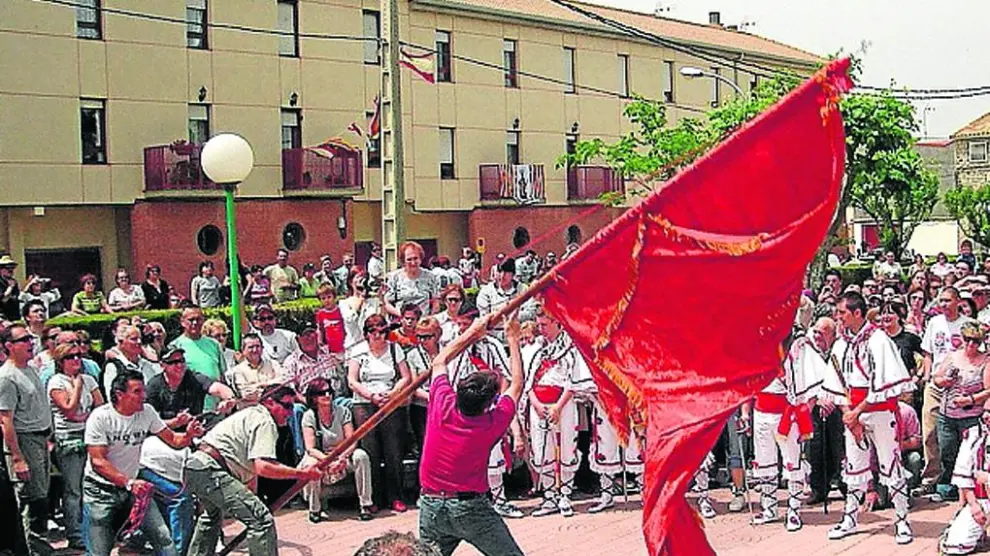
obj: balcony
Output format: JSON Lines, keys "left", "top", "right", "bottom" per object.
{"left": 479, "top": 163, "right": 546, "bottom": 205}
{"left": 567, "top": 166, "right": 624, "bottom": 202}
{"left": 282, "top": 144, "right": 363, "bottom": 192}
{"left": 143, "top": 142, "right": 220, "bottom": 192}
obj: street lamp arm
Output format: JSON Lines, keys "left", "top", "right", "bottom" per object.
{"left": 679, "top": 66, "right": 744, "bottom": 97}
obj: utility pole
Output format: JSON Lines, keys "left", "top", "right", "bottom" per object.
{"left": 380, "top": 0, "right": 406, "bottom": 271}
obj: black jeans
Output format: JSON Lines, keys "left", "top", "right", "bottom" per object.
{"left": 410, "top": 405, "right": 428, "bottom": 455}
{"left": 806, "top": 406, "right": 846, "bottom": 500}
{"left": 353, "top": 403, "right": 407, "bottom": 507}
{"left": 0, "top": 456, "right": 28, "bottom": 555}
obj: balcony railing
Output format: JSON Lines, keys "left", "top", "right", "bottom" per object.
{"left": 282, "top": 145, "right": 363, "bottom": 191}
{"left": 479, "top": 163, "right": 545, "bottom": 204}
{"left": 567, "top": 166, "right": 624, "bottom": 201}
{"left": 143, "top": 142, "right": 220, "bottom": 192}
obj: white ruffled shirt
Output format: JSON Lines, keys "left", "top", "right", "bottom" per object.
{"left": 820, "top": 324, "right": 915, "bottom": 405}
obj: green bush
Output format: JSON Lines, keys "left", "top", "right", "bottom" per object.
{"left": 835, "top": 263, "right": 873, "bottom": 287}
{"left": 46, "top": 291, "right": 480, "bottom": 346}
{"left": 48, "top": 300, "right": 323, "bottom": 346}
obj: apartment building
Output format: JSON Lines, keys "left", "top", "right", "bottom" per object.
{"left": 0, "top": 0, "right": 819, "bottom": 294}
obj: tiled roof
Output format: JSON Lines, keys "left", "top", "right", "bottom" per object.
{"left": 952, "top": 112, "right": 990, "bottom": 138}
{"left": 431, "top": 0, "right": 821, "bottom": 64}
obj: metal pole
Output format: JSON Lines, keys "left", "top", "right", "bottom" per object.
{"left": 224, "top": 185, "right": 242, "bottom": 350}
{"left": 380, "top": 0, "right": 406, "bottom": 272}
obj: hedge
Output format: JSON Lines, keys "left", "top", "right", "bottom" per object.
{"left": 47, "top": 287, "right": 481, "bottom": 348}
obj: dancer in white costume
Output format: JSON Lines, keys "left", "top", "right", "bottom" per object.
{"left": 447, "top": 314, "right": 527, "bottom": 519}
{"left": 820, "top": 292, "right": 916, "bottom": 545}
{"left": 588, "top": 397, "right": 644, "bottom": 513}
{"left": 526, "top": 307, "right": 594, "bottom": 517}
{"left": 941, "top": 404, "right": 990, "bottom": 555}
{"left": 750, "top": 332, "right": 825, "bottom": 531}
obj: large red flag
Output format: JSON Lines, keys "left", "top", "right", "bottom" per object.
{"left": 540, "top": 59, "right": 853, "bottom": 555}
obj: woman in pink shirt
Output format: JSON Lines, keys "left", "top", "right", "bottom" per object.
{"left": 933, "top": 322, "right": 990, "bottom": 501}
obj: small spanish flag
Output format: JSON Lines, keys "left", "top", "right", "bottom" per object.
{"left": 399, "top": 46, "right": 436, "bottom": 84}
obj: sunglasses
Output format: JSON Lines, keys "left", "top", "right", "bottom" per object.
{"left": 366, "top": 326, "right": 389, "bottom": 335}
{"left": 62, "top": 354, "right": 82, "bottom": 361}
{"left": 163, "top": 358, "right": 186, "bottom": 365}
{"left": 45, "top": 335, "right": 59, "bottom": 341}
{"left": 256, "top": 316, "right": 276, "bottom": 322}
{"left": 445, "top": 297, "right": 463, "bottom": 303}
{"left": 311, "top": 390, "right": 332, "bottom": 397}
{"left": 8, "top": 336, "right": 32, "bottom": 345}
{"left": 416, "top": 334, "right": 435, "bottom": 341}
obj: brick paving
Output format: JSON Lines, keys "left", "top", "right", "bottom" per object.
{"left": 219, "top": 489, "right": 959, "bottom": 555}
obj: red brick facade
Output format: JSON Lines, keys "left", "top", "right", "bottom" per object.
{"left": 467, "top": 204, "right": 625, "bottom": 272}
{"left": 130, "top": 198, "right": 353, "bottom": 297}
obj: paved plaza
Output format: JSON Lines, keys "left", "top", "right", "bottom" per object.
{"left": 215, "top": 489, "right": 959, "bottom": 555}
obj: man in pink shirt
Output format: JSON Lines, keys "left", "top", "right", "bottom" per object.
{"left": 418, "top": 314, "right": 524, "bottom": 556}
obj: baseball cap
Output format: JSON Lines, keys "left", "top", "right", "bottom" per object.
{"left": 253, "top": 304, "right": 276, "bottom": 318}
{"left": 160, "top": 345, "right": 185, "bottom": 363}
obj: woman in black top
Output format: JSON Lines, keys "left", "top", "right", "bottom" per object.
{"left": 141, "top": 264, "right": 171, "bottom": 310}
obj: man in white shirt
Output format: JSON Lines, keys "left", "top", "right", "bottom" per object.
{"left": 476, "top": 258, "right": 519, "bottom": 342}
{"left": 83, "top": 369, "right": 202, "bottom": 556}
{"left": 919, "top": 286, "right": 976, "bottom": 497}
{"left": 250, "top": 305, "right": 297, "bottom": 365}
{"left": 367, "top": 243, "right": 385, "bottom": 280}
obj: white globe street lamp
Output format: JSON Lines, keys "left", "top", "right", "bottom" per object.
{"left": 200, "top": 133, "right": 255, "bottom": 348}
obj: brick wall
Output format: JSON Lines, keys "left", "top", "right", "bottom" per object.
{"left": 467, "top": 204, "right": 625, "bottom": 274}
{"left": 131, "top": 198, "right": 353, "bottom": 297}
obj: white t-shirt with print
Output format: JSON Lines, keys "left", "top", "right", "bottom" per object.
{"left": 47, "top": 373, "right": 99, "bottom": 436}
{"left": 258, "top": 328, "right": 297, "bottom": 364}
{"left": 84, "top": 403, "right": 166, "bottom": 485}
{"left": 351, "top": 342, "right": 405, "bottom": 404}
{"left": 922, "top": 314, "right": 975, "bottom": 368}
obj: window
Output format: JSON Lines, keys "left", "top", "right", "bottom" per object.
{"left": 435, "top": 31, "right": 452, "bottom": 83}
{"left": 281, "top": 110, "right": 301, "bottom": 150}
{"left": 196, "top": 225, "right": 223, "bottom": 256}
{"left": 76, "top": 0, "right": 101, "bottom": 40}
{"left": 80, "top": 99, "right": 106, "bottom": 164}
{"left": 506, "top": 131, "right": 520, "bottom": 165}
{"left": 566, "top": 134, "right": 578, "bottom": 158}
{"left": 970, "top": 142, "right": 988, "bottom": 163}
{"left": 187, "top": 0, "right": 208, "bottom": 49}
{"left": 439, "top": 127, "right": 455, "bottom": 179}
{"left": 618, "top": 54, "right": 630, "bottom": 97}
{"left": 711, "top": 67, "right": 721, "bottom": 107}
{"left": 563, "top": 47, "right": 576, "bottom": 94}
{"left": 567, "top": 225, "right": 582, "bottom": 245}
{"left": 283, "top": 223, "right": 306, "bottom": 251}
{"left": 503, "top": 39, "right": 518, "bottom": 88}
{"left": 512, "top": 227, "right": 530, "bottom": 249}
{"left": 366, "top": 110, "right": 380, "bottom": 168}
{"left": 362, "top": 10, "right": 380, "bottom": 64}
{"left": 277, "top": 0, "right": 298, "bottom": 57}
{"left": 663, "top": 60, "right": 674, "bottom": 103}
{"left": 188, "top": 105, "right": 210, "bottom": 145}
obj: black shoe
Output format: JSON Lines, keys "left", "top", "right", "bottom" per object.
{"left": 308, "top": 512, "right": 323, "bottom": 523}
{"left": 359, "top": 507, "right": 374, "bottom": 521}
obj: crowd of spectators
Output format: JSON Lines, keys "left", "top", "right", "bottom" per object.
{"left": 4, "top": 237, "right": 990, "bottom": 555}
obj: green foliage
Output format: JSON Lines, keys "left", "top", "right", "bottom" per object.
{"left": 945, "top": 183, "right": 990, "bottom": 249}
{"left": 555, "top": 73, "right": 804, "bottom": 205}
{"left": 840, "top": 92, "right": 940, "bottom": 257}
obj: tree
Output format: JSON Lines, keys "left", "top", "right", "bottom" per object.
{"left": 841, "top": 92, "right": 940, "bottom": 257}
{"left": 945, "top": 183, "right": 990, "bottom": 249}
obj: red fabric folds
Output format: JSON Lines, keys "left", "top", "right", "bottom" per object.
{"left": 539, "top": 59, "right": 853, "bottom": 555}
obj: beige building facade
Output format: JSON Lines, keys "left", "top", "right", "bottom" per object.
{"left": 0, "top": 0, "right": 818, "bottom": 297}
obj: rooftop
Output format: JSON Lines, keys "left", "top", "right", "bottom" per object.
{"left": 952, "top": 111, "right": 990, "bottom": 138}
{"left": 424, "top": 0, "right": 822, "bottom": 64}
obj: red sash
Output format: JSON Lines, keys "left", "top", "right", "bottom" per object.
{"left": 532, "top": 359, "right": 563, "bottom": 404}
{"left": 848, "top": 387, "right": 897, "bottom": 413}
{"left": 756, "top": 393, "right": 813, "bottom": 441}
